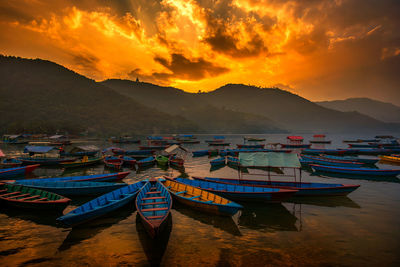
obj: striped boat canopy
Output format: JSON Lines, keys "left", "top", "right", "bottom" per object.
{"left": 239, "top": 152, "right": 301, "bottom": 168}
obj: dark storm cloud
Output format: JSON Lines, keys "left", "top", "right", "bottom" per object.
{"left": 129, "top": 53, "right": 229, "bottom": 84}
{"left": 154, "top": 53, "right": 229, "bottom": 80}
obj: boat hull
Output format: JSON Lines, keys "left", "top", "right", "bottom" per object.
{"left": 192, "top": 177, "right": 360, "bottom": 196}
{"left": 174, "top": 178, "right": 297, "bottom": 203}
{"left": 0, "top": 164, "right": 39, "bottom": 179}
{"left": 310, "top": 164, "right": 400, "bottom": 177}
{"left": 57, "top": 181, "right": 147, "bottom": 227}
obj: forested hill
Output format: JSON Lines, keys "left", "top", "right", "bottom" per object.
{"left": 0, "top": 56, "right": 197, "bottom": 135}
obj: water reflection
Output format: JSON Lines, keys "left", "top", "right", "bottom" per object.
{"left": 0, "top": 206, "right": 62, "bottom": 227}
{"left": 173, "top": 203, "right": 242, "bottom": 236}
{"left": 136, "top": 213, "right": 172, "bottom": 267}
{"left": 287, "top": 196, "right": 361, "bottom": 208}
{"left": 58, "top": 205, "right": 136, "bottom": 252}
{"left": 309, "top": 171, "right": 400, "bottom": 183}
{"left": 238, "top": 203, "right": 298, "bottom": 232}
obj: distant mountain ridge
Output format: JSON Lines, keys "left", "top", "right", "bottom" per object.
{"left": 104, "top": 80, "right": 398, "bottom": 133}
{"left": 0, "top": 55, "right": 398, "bottom": 135}
{"left": 316, "top": 98, "right": 400, "bottom": 123}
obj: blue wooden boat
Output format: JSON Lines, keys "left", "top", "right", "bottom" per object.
{"left": 237, "top": 144, "right": 265, "bottom": 149}
{"left": 0, "top": 183, "right": 70, "bottom": 211}
{"left": 353, "top": 148, "right": 400, "bottom": 155}
{"left": 112, "top": 149, "right": 154, "bottom": 156}
{"left": 0, "top": 158, "right": 23, "bottom": 168}
{"left": 136, "top": 180, "right": 172, "bottom": 238}
{"left": 301, "top": 155, "right": 364, "bottom": 168}
{"left": 11, "top": 171, "right": 130, "bottom": 183}
{"left": 302, "top": 149, "right": 353, "bottom": 155}
{"left": 137, "top": 156, "right": 156, "bottom": 168}
{"left": 0, "top": 164, "right": 39, "bottom": 179}
{"left": 13, "top": 180, "right": 127, "bottom": 196}
{"left": 172, "top": 178, "right": 298, "bottom": 202}
{"left": 57, "top": 181, "right": 147, "bottom": 227}
{"left": 191, "top": 177, "right": 360, "bottom": 196}
{"left": 227, "top": 156, "right": 239, "bottom": 166}
{"left": 17, "top": 157, "right": 77, "bottom": 166}
{"left": 121, "top": 156, "right": 136, "bottom": 167}
{"left": 210, "top": 157, "right": 225, "bottom": 167}
{"left": 321, "top": 155, "right": 379, "bottom": 165}
{"left": 348, "top": 143, "right": 380, "bottom": 148}
{"left": 192, "top": 150, "right": 209, "bottom": 157}
{"left": 163, "top": 178, "right": 242, "bottom": 216}
{"left": 310, "top": 164, "right": 400, "bottom": 177}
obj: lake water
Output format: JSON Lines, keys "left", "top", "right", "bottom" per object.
{"left": 1, "top": 134, "right": 400, "bottom": 266}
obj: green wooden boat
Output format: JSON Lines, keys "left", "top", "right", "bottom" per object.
{"left": 156, "top": 155, "right": 169, "bottom": 166}
{"left": 60, "top": 156, "right": 104, "bottom": 169}
{"left": 0, "top": 183, "right": 71, "bottom": 210}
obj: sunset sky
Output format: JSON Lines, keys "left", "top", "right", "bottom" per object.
{"left": 1, "top": 0, "right": 399, "bottom": 104}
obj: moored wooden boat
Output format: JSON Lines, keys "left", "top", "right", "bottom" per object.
{"left": 210, "top": 157, "right": 225, "bottom": 167}
{"left": 0, "top": 164, "right": 39, "bottom": 179}
{"left": 191, "top": 177, "right": 360, "bottom": 196}
{"left": 11, "top": 172, "right": 130, "bottom": 183}
{"left": 57, "top": 181, "right": 147, "bottom": 227}
{"left": 136, "top": 180, "right": 172, "bottom": 238}
{"left": 17, "top": 157, "right": 76, "bottom": 166}
{"left": 244, "top": 137, "right": 265, "bottom": 142}
{"left": 0, "top": 158, "right": 23, "bottom": 168}
{"left": 137, "top": 156, "right": 156, "bottom": 168}
{"left": 321, "top": 155, "right": 379, "bottom": 165}
{"left": 302, "top": 148, "right": 354, "bottom": 155}
{"left": 310, "top": 164, "right": 400, "bottom": 177}
{"left": 60, "top": 156, "right": 103, "bottom": 169}
{"left": 169, "top": 155, "right": 184, "bottom": 167}
{"left": 156, "top": 155, "right": 169, "bottom": 166}
{"left": 0, "top": 183, "right": 70, "bottom": 210}
{"left": 301, "top": 154, "right": 365, "bottom": 168}
{"left": 227, "top": 156, "right": 239, "bottom": 166}
{"left": 120, "top": 156, "right": 137, "bottom": 167}
{"left": 172, "top": 178, "right": 298, "bottom": 202}
{"left": 379, "top": 155, "right": 400, "bottom": 164}
{"left": 237, "top": 144, "right": 265, "bottom": 149}
{"left": 13, "top": 180, "right": 127, "bottom": 196}
{"left": 104, "top": 156, "right": 123, "bottom": 170}
{"left": 163, "top": 178, "right": 242, "bottom": 216}
{"left": 192, "top": 150, "right": 209, "bottom": 157}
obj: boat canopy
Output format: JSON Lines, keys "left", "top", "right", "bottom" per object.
{"left": 239, "top": 152, "right": 301, "bottom": 168}
{"left": 24, "top": 146, "right": 56, "bottom": 153}
{"left": 0, "top": 149, "right": 5, "bottom": 157}
{"left": 164, "top": 144, "right": 188, "bottom": 154}
{"left": 287, "top": 136, "right": 303, "bottom": 141}
{"left": 313, "top": 134, "right": 325, "bottom": 138}
{"left": 69, "top": 145, "right": 99, "bottom": 153}
{"left": 213, "top": 136, "right": 225, "bottom": 139}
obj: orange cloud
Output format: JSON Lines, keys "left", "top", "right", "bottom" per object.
{"left": 0, "top": 0, "right": 399, "bottom": 104}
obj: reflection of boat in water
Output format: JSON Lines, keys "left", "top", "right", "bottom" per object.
{"left": 286, "top": 196, "right": 361, "bottom": 209}
{"left": 173, "top": 203, "right": 241, "bottom": 236}
{"left": 238, "top": 203, "right": 298, "bottom": 232}
{"left": 0, "top": 205, "right": 62, "bottom": 227}
{"left": 58, "top": 205, "right": 135, "bottom": 252}
{"left": 136, "top": 213, "right": 172, "bottom": 267}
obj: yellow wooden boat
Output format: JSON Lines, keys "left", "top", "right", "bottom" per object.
{"left": 379, "top": 155, "right": 400, "bottom": 164}
{"left": 162, "top": 178, "right": 242, "bottom": 216}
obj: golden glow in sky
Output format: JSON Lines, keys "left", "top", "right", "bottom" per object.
{"left": 0, "top": 0, "right": 399, "bottom": 103}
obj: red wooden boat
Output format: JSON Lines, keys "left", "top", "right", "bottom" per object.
{"left": 104, "top": 156, "right": 123, "bottom": 170}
